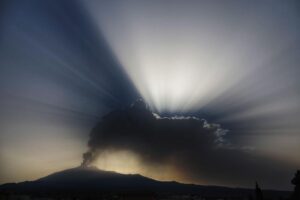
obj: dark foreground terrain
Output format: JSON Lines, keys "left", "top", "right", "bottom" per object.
{"left": 0, "top": 167, "right": 292, "bottom": 200}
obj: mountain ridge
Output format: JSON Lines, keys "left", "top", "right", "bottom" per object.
{"left": 0, "top": 166, "right": 291, "bottom": 198}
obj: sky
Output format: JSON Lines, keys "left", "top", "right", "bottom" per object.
{"left": 0, "top": 0, "right": 300, "bottom": 190}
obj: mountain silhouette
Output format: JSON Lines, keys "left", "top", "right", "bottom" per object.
{"left": 0, "top": 167, "right": 205, "bottom": 194}
{"left": 0, "top": 167, "right": 291, "bottom": 198}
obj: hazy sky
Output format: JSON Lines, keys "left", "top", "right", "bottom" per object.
{"left": 0, "top": 0, "right": 300, "bottom": 190}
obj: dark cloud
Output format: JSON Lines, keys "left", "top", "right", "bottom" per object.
{"left": 82, "top": 99, "right": 228, "bottom": 165}
{"left": 82, "top": 100, "right": 293, "bottom": 188}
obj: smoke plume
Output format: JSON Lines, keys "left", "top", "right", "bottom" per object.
{"left": 81, "top": 100, "right": 292, "bottom": 188}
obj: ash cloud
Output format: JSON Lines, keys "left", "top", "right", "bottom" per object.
{"left": 82, "top": 100, "right": 292, "bottom": 188}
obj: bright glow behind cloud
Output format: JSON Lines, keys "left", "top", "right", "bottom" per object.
{"left": 82, "top": 0, "right": 300, "bottom": 113}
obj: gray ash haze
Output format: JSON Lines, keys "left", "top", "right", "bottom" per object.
{"left": 81, "top": 100, "right": 292, "bottom": 188}
{"left": 0, "top": 0, "right": 300, "bottom": 190}
{"left": 81, "top": 99, "right": 229, "bottom": 167}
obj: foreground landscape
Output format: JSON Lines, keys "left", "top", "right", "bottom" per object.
{"left": 0, "top": 167, "right": 296, "bottom": 200}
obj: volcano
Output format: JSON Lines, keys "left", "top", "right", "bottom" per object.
{"left": 0, "top": 167, "right": 291, "bottom": 199}
{"left": 0, "top": 167, "right": 206, "bottom": 194}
